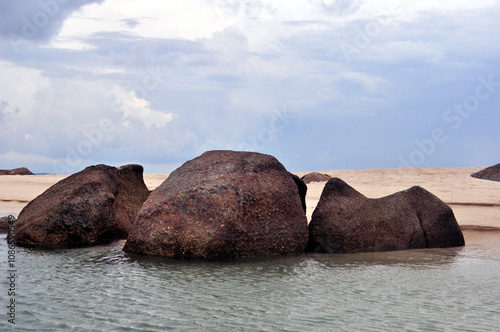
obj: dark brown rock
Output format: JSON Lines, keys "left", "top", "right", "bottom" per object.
{"left": 0, "top": 167, "right": 34, "bottom": 175}
{"left": 124, "top": 150, "right": 308, "bottom": 259}
{"left": 14, "top": 164, "right": 150, "bottom": 248}
{"left": 292, "top": 173, "right": 308, "bottom": 212}
{"left": 1, "top": 216, "right": 12, "bottom": 233}
{"left": 307, "top": 178, "right": 465, "bottom": 253}
{"left": 471, "top": 163, "right": 500, "bottom": 182}
{"left": 0, "top": 217, "right": 7, "bottom": 232}
{"left": 301, "top": 172, "right": 331, "bottom": 184}
{"left": 1, "top": 216, "right": 16, "bottom": 241}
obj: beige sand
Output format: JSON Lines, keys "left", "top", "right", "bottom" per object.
{"left": 1, "top": 167, "right": 499, "bottom": 246}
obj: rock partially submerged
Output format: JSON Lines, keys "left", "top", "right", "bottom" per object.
{"left": 471, "top": 163, "right": 500, "bottom": 182}
{"left": 0, "top": 167, "right": 34, "bottom": 175}
{"left": 301, "top": 172, "right": 332, "bottom": 184}
{"left": 14, "top": 164, "right": 150, "bottom": 248}
{"left": 307, "top": 178, "right": 464, "bottom": 253}
{"left": 0, "top": 216, "right": 13, "bottom": 233}
{"left": 124, "top": 150, "right": 308, "bottom": 259}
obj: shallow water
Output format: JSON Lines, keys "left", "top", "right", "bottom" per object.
{"left": 1, "top": 237, "right": 499, "bottom": 331}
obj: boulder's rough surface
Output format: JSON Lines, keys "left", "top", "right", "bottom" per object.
{"left": 307, "top": 178, "right": 465, "bottom": 253}
{"left": 124, "top": 150, "right": 308, "bottom": 259}
{"left": 301, "top": 172, "right": 332, "bottom": 184}
{"left": 15, "top": 164, "right": 150, "bottom": 248}
{"left": 0, "top": 167, "right": 34, "bottom": 175}
{"left": 471, "top": 163, "right": 500, "bottom": 182}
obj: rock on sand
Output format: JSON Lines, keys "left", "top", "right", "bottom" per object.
{"left": 0, "top": 167, "right": 34, "bottom": 175}
{"left": 471, "top": 163, "right": 500, "bottom": 182}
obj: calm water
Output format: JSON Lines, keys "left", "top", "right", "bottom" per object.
{"left": 1, "top": 237, "right": 500, "bottom": 331}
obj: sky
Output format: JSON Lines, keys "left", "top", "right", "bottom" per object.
{"left": 0, "top": 0, "right": 499, "bottom": 174}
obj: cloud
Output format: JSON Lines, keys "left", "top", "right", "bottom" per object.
{"left": 111, "top": 86, "right": 175, "bottom": 128}
{"left": 315, "top": 0, "right": 361, "bottom": 14}
{"left": 121, "top": 18, "right": 140, "bottom": 29}
{"left": 1, "top": 1, "right": 500, "bottom": 173}
{"left": 0, "top": 0, "right": 104, "bottom": 47}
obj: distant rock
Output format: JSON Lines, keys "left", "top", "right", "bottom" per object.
{"left": 301, "top": 172, "right": 332, "bottom": 184}
{"left": 14, "top": 164, "right": 150, "bottom": 248}
{"left": 124, "top": 150, "right": 308, "bottom": 259}
{"left": 307, "top": 178, "right": 464, "bottom": 253}
{"left": 471, "top": 163, "right": 500, "bottom": 182}
{"left": 0, "top": 167, "right": 34, "bottom": 175}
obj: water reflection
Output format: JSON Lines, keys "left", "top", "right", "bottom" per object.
{"left": 3, "top": 238, "right": 499, "bottom": 331}
{"left": 307, "top": 247, "right": 465, "bottom": 268}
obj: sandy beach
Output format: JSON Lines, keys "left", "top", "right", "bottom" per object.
{"left": 1, "top": 167, "right": 499, "bottom": 247}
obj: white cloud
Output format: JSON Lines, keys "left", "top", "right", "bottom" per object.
{"left": 111, "top": 86, "right": 175, "bottom": 128}
{"left": 0, "top": 61, "right": 45, "bottom": 115}
{"left": 401, "top": 0, "right": 498, "bottom": 14}
{"left": 362, "top": 41, "right": 447, "bottom": 65}
{"left": 53, "top": 0, "right": 235, "bottom": 48}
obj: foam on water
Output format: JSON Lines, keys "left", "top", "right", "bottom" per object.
{"left": 1, "top": 238, "right": 499, "bottom": 331}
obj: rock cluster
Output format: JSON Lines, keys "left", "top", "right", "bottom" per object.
{"left": 307, "top": 178, "right": 465, "bottom": 253}
{"left": 124, "top": 150, "right": 308, "bottom": 259}
{"left": 10, "top": 151, "right": 465, "bottom": 256}
{"left": 15, "top": 164, "right": 150, "bottom": 248}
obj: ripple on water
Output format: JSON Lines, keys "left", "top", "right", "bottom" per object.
{"left": 1, "top": 239, "right": 499, "bottom": 331}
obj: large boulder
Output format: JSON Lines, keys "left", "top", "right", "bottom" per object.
{"left": 0, "top": 167, "right": 34, "bottom": 175}
{"left": 301, "top": 172, "right": 332, "bottom": 184}
{"left": 14, "top": 164, "right": 150, "bottom": 248}
{"left": 124, "top": 150, "right": 308, "bottom": 259}
{"left": 307, "top": 178, "right": 464, "bottom": 253}
{"left": 471, "top": 163, "right": 500, "bottom": 182}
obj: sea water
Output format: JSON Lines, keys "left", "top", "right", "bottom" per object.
{"left": 1, "top": 237, "right": 499, "bottom": 331}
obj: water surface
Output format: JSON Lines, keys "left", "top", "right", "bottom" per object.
{"left": 1, "top": 238, "right": 499, "bottom": 331}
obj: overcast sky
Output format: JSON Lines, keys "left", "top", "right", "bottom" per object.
{"left": 1, "top": 0, "right": 499, "bottom": 173}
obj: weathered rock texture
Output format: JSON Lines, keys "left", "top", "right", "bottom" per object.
{"left": 0, "top": 167, "right": 34, "bottom": 175}
{"left": 471, "top": 163, "right": 500, "bottom": 182}
{"left": 124, "top": 150, "right": 308, "bottom": 259}
{"left": 307, "top": 178, "right": 465, "bottom": 253}
{"left": 301, "top": 172, "right": 332, "bottom": 184}
{"left": 15, "top": 164, "right": 150, "bottom": 248}
{"left": 0, "top": 216, "right": 12, "bottom": 233}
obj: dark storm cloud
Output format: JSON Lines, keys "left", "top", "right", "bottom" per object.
{"left": 0, "top": 0, "right": 104, "bottom": 44}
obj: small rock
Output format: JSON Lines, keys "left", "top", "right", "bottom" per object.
{"left": 471, "top": 163, "right": 500, "bottom": 182}
{"left": 0, "top": 167, "right": 34, "bottom": 175}
{"left": 301, "top": 172, "right": 331, "bottom": 184}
